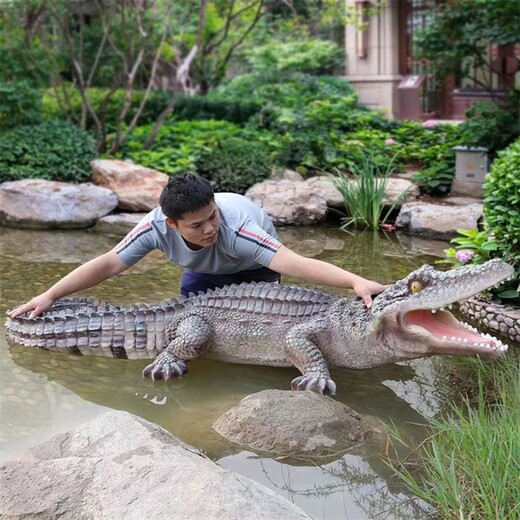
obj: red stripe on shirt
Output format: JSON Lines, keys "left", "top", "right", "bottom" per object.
{"left": 236, "top": 227, "right": 280, "bottom": 249}
{"left": 121, "top": 222, "right": 152, "bottom": 245}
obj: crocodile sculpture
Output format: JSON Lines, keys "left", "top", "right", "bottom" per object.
{"left": 6, "top": 259, "right": 514, "bottom": 395}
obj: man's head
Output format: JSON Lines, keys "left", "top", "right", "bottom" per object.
{"left": 160, "top": 174, "right": 220, "bottom": 249}
{"left": 160, "top": 173, "right": 215, "bottom": 221}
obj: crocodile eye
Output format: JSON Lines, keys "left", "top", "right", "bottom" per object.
{"left": 409, "top": 280, "right": 424, "bottom": 294}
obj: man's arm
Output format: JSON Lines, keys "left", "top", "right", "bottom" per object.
{"left": 269, "top": 246, "right": 386, "bottom": 308}
{"left": 8, "top": 250, "right": 130, "bottom": 318}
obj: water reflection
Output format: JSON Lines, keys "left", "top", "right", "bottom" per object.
{"left": 1, "top": 224, "right": 449, "bottom": 519}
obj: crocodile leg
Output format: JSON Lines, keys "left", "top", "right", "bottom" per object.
{"left": 142, "top": 314, "right": 213, "bottom": 382}
{"left": 284, "top": 323, "right": 336, "bottom": 395}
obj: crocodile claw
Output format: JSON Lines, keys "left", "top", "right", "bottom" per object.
{"left": 142, "top": 351, "right": 188, "bottom": 381}
{"left": 291, "top": 375, "right": 336, "bottom": 395}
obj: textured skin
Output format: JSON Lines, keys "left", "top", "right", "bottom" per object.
{"left": 6, "top": 259, "right": 515, "bottom": 394}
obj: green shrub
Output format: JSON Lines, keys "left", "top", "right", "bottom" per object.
{"left": 484, "top": 138, "right": 520, "bottom": 269}
{"left": 461, "top": 93, "right": 520, "bottom": 157}
{"left": 245, "top": 38, "right": 343, "bottom": 75}
{"left": 195, "top": 138, "right": 273, "bottom": 194}
{"left": 216, "top": 73, "right": 356, "bottom": 110}
{"left": 436, "top": 140, "right": 520, "bottom": 305}
{"left": 119, "top": 119, "right": 272, "bottom": 176}
{"left": 0, "top": 120, "right": 96, "bottom": 182}
{"left": 0, "top": 81, "right": 42, "bottom": 129}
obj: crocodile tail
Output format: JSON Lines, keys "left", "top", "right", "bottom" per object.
{"left": 5, "top": 297, "right": 183, "bottom": 359}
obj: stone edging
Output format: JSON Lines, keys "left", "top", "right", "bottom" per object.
{"left": 459, "top": 297, "right": 520, "bottom": 345}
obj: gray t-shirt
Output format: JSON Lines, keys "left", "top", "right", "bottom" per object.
{"left": 115, "top": 193, "right": 282, "bottom": 274}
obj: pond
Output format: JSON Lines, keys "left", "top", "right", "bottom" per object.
{"left": 0, "top": 224, "right": 455, "bottom": 519}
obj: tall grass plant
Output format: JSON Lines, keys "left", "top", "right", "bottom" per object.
{"left": 388, "top": 356, "right": 520, "bottom": 519}
{"left": 326, "top": 152, "right": 406, "bottom": 230}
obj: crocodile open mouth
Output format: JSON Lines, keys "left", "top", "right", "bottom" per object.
{"left": 403, "top": 309, "right": 508, "bottom": 355}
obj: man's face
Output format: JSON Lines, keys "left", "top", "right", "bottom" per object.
{"left": 167, "top": 201, "right": 220, "bottom": 249}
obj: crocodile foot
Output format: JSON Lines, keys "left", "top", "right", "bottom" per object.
{"left": 142, "top": 351, "right": 188, "bottom": 381}
{"left": 291, "top": 375, "right": 336, "bottom": 395}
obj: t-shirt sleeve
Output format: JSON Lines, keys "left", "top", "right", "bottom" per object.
{"left": 231, "top": 218, "right": 282, "bottom": 267}
{"left": 115, "top": 220, "right": 156, "bottom": 266}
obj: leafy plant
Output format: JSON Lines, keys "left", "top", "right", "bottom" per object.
{"left": 245, "top": 38, "right": 342, "bottom": 75}
{"left": 461, "top": 94, "right": 520, "bottom": 157}
{"left": 0, "top": 80, "right": 42, "bottom": 129}
{"left": 326, "top": 151, "right": 405, "bottom": 230}
{"left": 414, "top": 0, "right": 520, "bottom": 90}
{"left": 195, "top": 138, "right": 273, "bottom": 194}
{"left": 438, "top": 228, "right": 518, "bottom": 303}
{"left": 0, "top": 120, "right": 96, "bottom": 183}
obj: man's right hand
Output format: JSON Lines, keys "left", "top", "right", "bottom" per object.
{"left": 8, "top": 293, "right": 56, "bottom": 319}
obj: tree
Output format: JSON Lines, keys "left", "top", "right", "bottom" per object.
{"left": 414, "top": 0, "right": 520, "bottom": 91}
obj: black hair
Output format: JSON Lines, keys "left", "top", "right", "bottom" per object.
{"left": 159, "top": 173, "right": 215, "bottom": 221}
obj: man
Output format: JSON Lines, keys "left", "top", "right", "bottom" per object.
{"left": 9, "top": 174, "right": 385, "bottom": 319}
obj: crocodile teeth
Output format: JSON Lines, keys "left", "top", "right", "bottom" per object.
{"left": 431, "top": 309, "right": 437, "bottom": 314}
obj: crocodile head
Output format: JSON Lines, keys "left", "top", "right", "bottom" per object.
{"left": 370, "top": 258, "right": 515, "bottom": 359}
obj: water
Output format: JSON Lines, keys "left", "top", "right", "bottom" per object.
{"left": 0, "top": 224, "right": 451, "bottom": 519}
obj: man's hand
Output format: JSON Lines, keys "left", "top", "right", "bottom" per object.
{"left": 8, "top": 292, "right": 56, "bottom": 319}
{"left": 352, "top": 278, "right": 387, "bottom": 309}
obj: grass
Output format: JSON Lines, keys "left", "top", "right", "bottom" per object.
{"left": 326, "top": 151, "right": 407, "bottom": 230}
{"left": 388, "top": 356, "right": 520, "bottom": 519}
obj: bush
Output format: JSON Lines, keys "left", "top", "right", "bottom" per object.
{"left": 0, "top": 120, "right": 96, "bottom": 183}
{"left": 245, "top": 38, "right": 343, "bottom": 75}
{"left": 484, "top": 139, "right": 520, "bottom": 268}
{"left": 119, "top": 119, "right": 272, "bottom": 176}
{"left": 195, "top": 138, "right": 273, "bottom": 193}
{"left": 461, "top": 93, "right": 520, "bottom": 157}
{"left": 0, "top": 81, "right": 42, "bottom": 129}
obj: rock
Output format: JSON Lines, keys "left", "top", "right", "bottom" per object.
{"left": 0, "top": 180, "right": 118, "bottom": 229}
{"left": 212, "top": 390, "right": 375, "bottom": 458}
{"left": 91, "top": 159, "right": 168, "bottom": 211}
{"left": 395, "top": 202, "right": 483, "bottom": 240}
{"left": 0, "top": 411, "right": 311, "bottom": 520}
{"left": 383, "top": 178, "right": 420, "bottom": 206}
{"left": 93, "top": 212, "right": 148, "bottom": 235}
{"left": 245, "top": 180, "right": 328, "bottom": 225}
{"left": 272, "top": 169, "right": 304, "bottom": 182}
{"left": 304, "top": 177, "right": 345, "bottom": 208}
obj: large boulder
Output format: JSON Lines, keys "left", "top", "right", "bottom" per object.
{"left": 212, "top": 390, "right": 376, "bottom": 458}
{"left": 91, "top": 159, "right": 168, "bottom": 211}
{"left": 395, "top": 201, "right": 483, "bottom": 240}
{"left": 0, "top": 180, "right": 118, "bottom": 229}
{"left": 0, "top": 411, "right": 311, "bottom": 520}
{"left": 246, "top": 180, "right": 328, "bottom": 225}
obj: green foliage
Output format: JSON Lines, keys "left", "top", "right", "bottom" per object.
{"left": 326, "top": 152, "right": 405, "bottom": 230}
{"left": 389, "top": 356, "right": 520, "bottom": 520}
{"left": 216, "top": 73, "right": 356, "bottom": 109}
{"left": 0, "top": 120, "right": 96, "bottom": 183}
{"left": 439, "top": 229, "right": 499, "bottom": 267}
{"left": 119, "top": 119, "right": 257, "bottom": 175}
{"left": 0, "top": 81, "right": 42, "bottom": 129}
{"left": 484, "top": 139, "right": 520, "bottom": 269}
{"left": 195, "top": 138, "right": 273, "bottom": 194}
{"left": 438, "top": 227, "right": 518, "bottom": 304}
{"left": 461, "top": 93, "right": 520, "bottom": 157}
{"left": 414, "top": 0, "right": 520, "bottom": 89}
{"left": 245, "top": 38, "right": 342, "bottom": 75}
